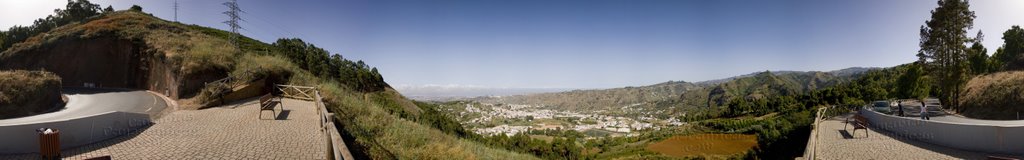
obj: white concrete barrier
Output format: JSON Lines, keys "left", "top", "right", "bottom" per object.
{"left": 860, "top": 109, "right": 1024, "bottom": 155}
{"left": 0, "top": 111, "right": 151, "bottom": 154}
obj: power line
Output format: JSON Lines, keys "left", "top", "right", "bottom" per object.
{"left": 173, "top": 0, "right": 179, "bottom": 22}
{"left": 222, "top": 0, "right": 244, "bottom": 46}
{"left": 242, "top": 12, "right": 306, "bottom": 39}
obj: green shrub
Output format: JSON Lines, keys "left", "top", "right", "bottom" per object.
{"left": 232, "top": 54, "right": 298, "bottom": 84}
{"left": 181, "top": 36, "right": 236, "bottom": 74}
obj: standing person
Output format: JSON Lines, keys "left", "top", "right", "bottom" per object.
{"left": 897, "top": 100, "right": 905, "bottom": 117}
{"left": 920, "top": 99, "right": 929, "bottom": 120}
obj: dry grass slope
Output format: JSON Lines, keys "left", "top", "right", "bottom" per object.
{"left": 2, "top": 11, "right": 238, "bottom": 75}
{"left": 959, "top": 71, "right": 1024, "bottom": 120}
{"left": 0, "top": 70, "right": 62, "bottom": 119}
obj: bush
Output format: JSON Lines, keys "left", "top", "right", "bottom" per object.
{"left": 181, "top": 36, "right": 237, "bottom": 75}
{"left": 232, "top": 54, "right": 298, "bottom": 85}
{"left": 195, "top": 82, "right": 230, "bottom": 108}
{"left": 0, "top": 70, "right": 63, "bottom": 119}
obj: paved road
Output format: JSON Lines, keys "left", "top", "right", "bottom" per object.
{"left": 926, "top": 115, "right": 1024, "bottom": 126}
{"left": 888, "top": 101, "right": 1024, "bottom": 126}
{"left": 875, "top": 112, "right": 1024, "bottom": 126}
{"left": 0, "top": 87, "right": 167, "bottom": 125}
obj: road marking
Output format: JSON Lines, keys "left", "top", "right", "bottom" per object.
{"left": 146, "top": 94, "right": 157, "bottom": 112}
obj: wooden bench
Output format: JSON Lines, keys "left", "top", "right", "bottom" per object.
{"left": 844, "top": 114, "right": 869, "bottom": 138}
{"left": 259, "top": 93, "right": 281, "bottom": 119}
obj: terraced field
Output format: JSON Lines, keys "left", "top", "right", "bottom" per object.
{"left": 645, "top": 134, "right": 757, "bottom": 157}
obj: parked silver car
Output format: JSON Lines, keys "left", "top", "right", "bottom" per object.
{"left": 870, "top": 100, "right": 891, "bottom": 114}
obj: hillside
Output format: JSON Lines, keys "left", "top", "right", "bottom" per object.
{"left": 0, "top": 10, "right": 233, "bottom": 99}
{"left": 473, "top": 69, "right": 865, "bottom": 115}
{"left": 693, "top": 67, "right": 876, "bottom": 86}
{"left": 474, "top": 81, "right": 701, "bottom": 113}
{"left": 959, "top": 71, "right": 1024, "bottom": 120}
{"left": 0, "top": 9, "right": 534, "bottom": 159}
{"left": 707, "top": 70, "right": 856, "bottom": 106}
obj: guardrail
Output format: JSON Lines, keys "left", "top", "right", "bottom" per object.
{"left": 276, "top": 84, "right": 353, "bottom": 160}
{"left": 860, "top": 108, "right": 1024, "bottom": 155}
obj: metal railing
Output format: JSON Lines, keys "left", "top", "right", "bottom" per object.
{"left": 276, "top": 84, "right": 354, "bottom": 160}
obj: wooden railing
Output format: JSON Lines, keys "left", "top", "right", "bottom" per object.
{"left": 204, "top": 69, "right": 256, "bottom": 90}
{"left": 275, "top": 84, "right": 316, "bottom": 101}
{"left": 801, "top": 106, "right": 828, "bottom": 160}
{"left": 276, "top": 84, "right": 354, "bottom": 160}
{"left": 205, "top": 76, "right": 232, "bottom": 86}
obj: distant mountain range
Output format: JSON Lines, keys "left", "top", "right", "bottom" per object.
{"left": 401, "top": 67, "right": 877, "bottom": 101}
{"left": 395, "top": 84, "right": 574, "bottom": 101}
{"left": 467, "top": 67, "right": 875, "bottom": 113}
{"left": 694, "top": 67, "right": 877, "bottom": 86}
{"left": 471, "top": 80, "right": 701, "bottom": 111}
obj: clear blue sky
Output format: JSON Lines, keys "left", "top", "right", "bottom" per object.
{"left": 3, "top": 0, "right": 1023, "bottom": 90}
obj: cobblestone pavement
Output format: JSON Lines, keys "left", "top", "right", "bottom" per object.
{"left": 1, "top": 98, "right": 327, "bottom": 160}
{"left": 812, "top": 115, "right": 1017, "bottom": 160}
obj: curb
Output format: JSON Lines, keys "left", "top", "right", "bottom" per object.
{"left": 146, "top": 90, "right": 178, "bottom": 112}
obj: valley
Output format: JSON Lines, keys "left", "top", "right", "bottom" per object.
{"left": 437, "top": 101, "right": 682, "bottom": 137}
{"left": 419, "top": 69, "right": 867, "bottom": 158}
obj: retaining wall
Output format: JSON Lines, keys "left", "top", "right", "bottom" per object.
{"left": 860, "top": 109, "right": 1024, "bottom": 155}
{"left": 0, "top": 111, "right": 152, "bottom": 154}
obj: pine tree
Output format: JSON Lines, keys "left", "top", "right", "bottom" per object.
{"left": 917, "top": 0, "right": 975, "bottom": 110}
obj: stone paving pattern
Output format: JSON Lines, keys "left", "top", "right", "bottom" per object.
{"left": 812, "top": 114, "right": 1019, "bottom": 160}
{"left": 1, "top": 98, "right": 327, "bottom": 160}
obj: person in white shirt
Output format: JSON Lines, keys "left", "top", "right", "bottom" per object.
{"left": 920, "top": 100, "right": 929, "bottom": 120}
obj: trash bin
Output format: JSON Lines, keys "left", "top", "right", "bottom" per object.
{"left": 37, "top": 128, "right": 60, "bottom": 160}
